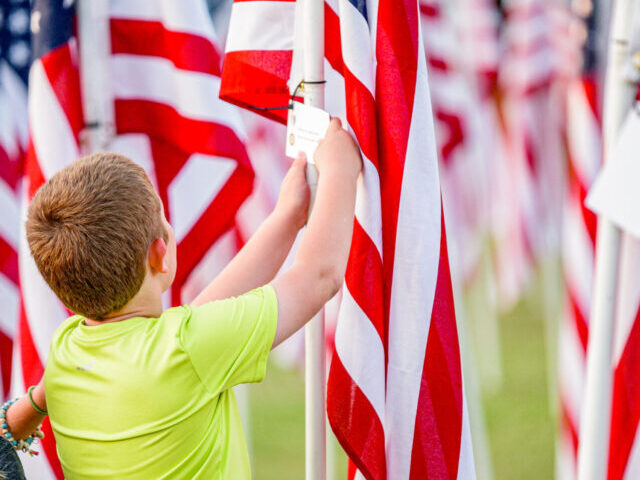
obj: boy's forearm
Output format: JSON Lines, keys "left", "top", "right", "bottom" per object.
{"left": 6, "top": 379, "right": 46, "bottom": 441}
{"left": 271, "top": 164, "right": 358, "bottom": 347}
{"left": 191, "top": 211, "right": 299, "bottom": 306}
{"left": 296, "top": 164, "right": 358, "bottom": 294}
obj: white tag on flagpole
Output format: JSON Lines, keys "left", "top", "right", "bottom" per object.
{"left": 285, "top": 101, "right": 331, "bottom": 163}
{"left": 587, "top": 104, "right": 640, "bottom": 238}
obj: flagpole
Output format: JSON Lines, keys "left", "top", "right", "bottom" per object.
{"left": 76, "top": 0, "right": 114, "bottom": 153}
{"left": 576, "top": 0, "right": 637, "bottom": 478}
{"left": 301, "top": 0, "right": 326, "bottom": 478}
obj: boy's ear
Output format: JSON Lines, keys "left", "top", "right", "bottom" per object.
{"left": 148, "top": 237, "right": 169, "bottom": 274}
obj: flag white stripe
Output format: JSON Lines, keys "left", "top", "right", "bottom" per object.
{"left": 334, "top": 287, "right": 386, "bottom": 421}
{"left": 0, "top": 180, "right": 20, "bottom": 249}
{"left": 566, "top": 83, "right": 601, "bottom": 186}
{"left": 562, "top": 192, "right": 594, "bottom": 318}
{"left": 168, "top": 154, "right": 236, "bottom": 243}
{"left": 385, "top": 33, "right": 442, "bottom": 477}
{"left": 457, "top": 393, "right": 477, "bottom": 479}
{"left": 28, "top": 60, "right": 80, "bottom": 180}
{"left": 624, "top": 424, "right": 640, "bottom": 479}
{"left": 0, "top": 274, "right": 18, "bottom": 337}
{"left": 225, "top": 1, "right": 296, "bottom": 53}
{"left": 559, "top": 316, "right": 586, "bottom": 427}
{"left": 109, "top": 0, "right": 217, "bottom": 43}
{"left": 355, "top": 156, "right": 383, "bottom": 253}
{"left": 110, "top": 55, "right": 247, "bottom": 138}
{"left": 336, "top": 0, "right": 375, "bottom": 95}
{"left": 0, "top": 61, "right": 29, "bottom": 151}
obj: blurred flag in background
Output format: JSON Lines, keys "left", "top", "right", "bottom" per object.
{"left": 556, "top": 1, "right": 602, "bottom": 477}
{"left": 15, "top": 0, "right": 253, "bottom": 477}
{"left": 0, "top": 0, "right": 29, "bottom": 401}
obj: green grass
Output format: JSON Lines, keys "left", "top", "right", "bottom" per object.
{"left": 249, "top": 363, "right": 347, "bottom": 480}
{"left": 249, "top": 282, "right": 554, "bottom": 480}
{"left": 482, "top": 288, "right": 555, "bottom": 479}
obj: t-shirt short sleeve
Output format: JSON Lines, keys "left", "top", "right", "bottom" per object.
{"left": 179, "top": 285, "right": 278, "bottom": 394}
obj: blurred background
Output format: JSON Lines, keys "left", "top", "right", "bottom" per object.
{"left": 0, "top": 0, "right": 623, "bottom": 478}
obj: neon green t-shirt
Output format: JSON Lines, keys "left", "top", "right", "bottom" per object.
{"left": 44, "top": 286, "right": 278, "bottom": 480}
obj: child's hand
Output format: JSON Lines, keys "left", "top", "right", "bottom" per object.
{"left": 314, "top": 118, "right": 362, "bottom": 178}
{"left": 275, "top": 154, "right": 311, "bottom": 230}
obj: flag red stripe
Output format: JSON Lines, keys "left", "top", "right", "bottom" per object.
{"left": 110, "top": 19, "right": 222, "bottom": 76}
{"left": 0, "top": 237, "right": 18, "bottom": 286}
{"left": 327, "top": 355, "right": 387, "bottom": 480}
{"left": 568, "top": 289, "right": 589, "bottom": 353}
{"left": 24, "top": 139, "right": 46, "bottom": 199}
{"left": 561, "top": 401, "right": 579, "bottom": 460}
{"left": 376, "top": 0, "right": 419, "bottom": 342}
{"left": 0, "top": 331, "right": 12, "bottom": 399}
{"left": 410, "top": 217, "right": 462, "bottom": 479}
{"left": 577, "top": 182, "right": 597, "bottom": 248}
{"left": 324, "top": 4, "right": 344, "bottom": 74}
{"left": 0, "top": 147, "right": 23, "bottom": 190}
{"left": 40, "top": 46, "right": 84, "bottom": 142}
{"left": 609, "top": 306, "right": 640, "bottom": 480}
{"left": 114, "top": 99, "right": 252, "bottom": 165}
{"left": 344, "top": 221, "right": 386, "bottom": 344}
{"left": 220, "top": 50, "right": 292, "bottom": 124}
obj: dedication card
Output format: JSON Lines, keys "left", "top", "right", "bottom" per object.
{"left": 586, "top": 106, "right": 640, "bottom": 238}
{"left": 286, "top": 101, "right": 331, "bottom": 162}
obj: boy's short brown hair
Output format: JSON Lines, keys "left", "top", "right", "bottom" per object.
{"left": 26, "top": 152, "right": 166, "bottom": 320}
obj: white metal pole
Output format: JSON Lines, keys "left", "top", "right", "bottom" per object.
{"left": 577, "top": 1, "right": 638, "bottom": 478}
{"left": 302, "top": 0, "right": 326, "bottom": 478}
{"left": 77, "top": 0, "right": 114, "bottom": 153}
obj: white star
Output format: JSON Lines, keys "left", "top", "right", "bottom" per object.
{"left": 9, "top": 41, "right": 29, "bottom": 67}
{"left": 8, "top": 8, "right": 29, "bottom": 35}
{"left": 31, "top": 10, "right": 41, "bottom": 35}
{"left": 63, "top": 0, "right": 75, "bottom": 9}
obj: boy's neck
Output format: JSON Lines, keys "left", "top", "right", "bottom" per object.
{"left": 84, "top": 280, "right": 165, "bottom": 326}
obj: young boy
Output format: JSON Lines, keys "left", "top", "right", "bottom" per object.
{"left": 7, "top": 118, "right": 361, "bottom": 479}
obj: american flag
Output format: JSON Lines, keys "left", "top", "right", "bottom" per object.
{"left": 420, "top": 0, "right": 492, "bottom": 288}
{"left": 497, "top": 0, "right": 581, "bottom": 308}
{"left": 16, "top": 0, "right": 253, "bottom": 477}
{"left": 0, "top": 0, "right": 29, "bottom": 401}
{"left": 556, "top": 3, "right": 602, "bottom": 477}
{"left": 556, "top": 18, "right": 601, "bottom": 480}
{"left": 221, "top": 0, "right": 475, "bottom": 478}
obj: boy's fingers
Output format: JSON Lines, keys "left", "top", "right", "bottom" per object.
{"left": 327, "top": 117, "right": 342, "bottom": 133}
{"left": 294, "top": 153, "right": 307, "bottom": 167}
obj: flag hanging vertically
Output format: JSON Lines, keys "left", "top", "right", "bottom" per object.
{"left": 16, "top": 1, "right": 253, "bottom": 477}
{"left": 556, "top": 4, "right": 601, "bottom": 475}
{"left": 221, "top": 0, "right": 475, "bottom": 477}
{"left": 0, "top": 0, "right": 30, "bottom": 400}
{"left": 500, "top": 0, "right": 580, "bottom": 268}
{"left": 420, "top": 0, "right": 490, "bottom": 287}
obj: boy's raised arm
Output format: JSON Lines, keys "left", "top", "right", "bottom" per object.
{"left": 191, "top": 156, "right": 310, "bottom": 306}
{"left": 271, "top": 119, "right": 361, "bottom": 348}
